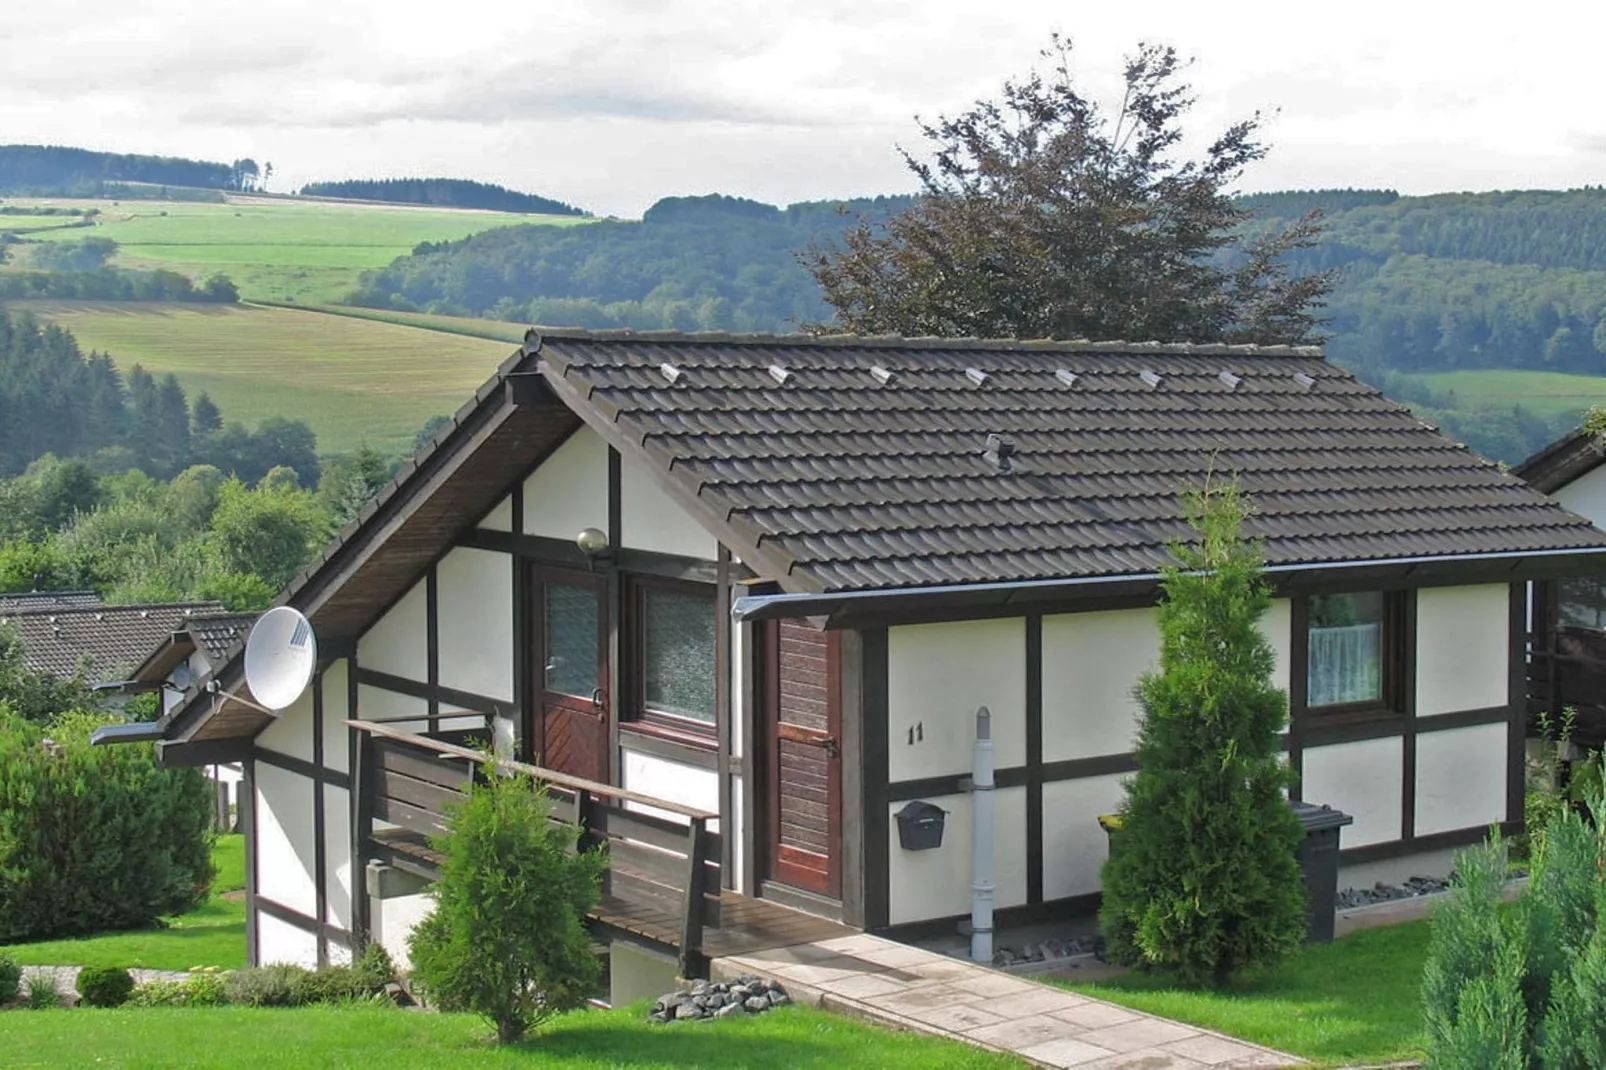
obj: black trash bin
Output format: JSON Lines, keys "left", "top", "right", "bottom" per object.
{"left": 1096, "top": 801, "right": 1353, "bottom": 944}
{"left": 1291, "top": 801, "right": 1353, "bottom": 944}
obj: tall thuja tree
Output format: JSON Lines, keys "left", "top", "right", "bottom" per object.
{"left": 1099, "top": 479, "right": 1306, "bottom": 986}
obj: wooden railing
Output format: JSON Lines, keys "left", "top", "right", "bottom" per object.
{"left": 346, "top": 719, "right": 722, "bottom": 975}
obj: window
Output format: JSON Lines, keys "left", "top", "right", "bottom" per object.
{"left": 1303, "top": 590, "right": 1408, "bottom": 713}
{"left": 1558, "top": 575, "right": 1606, "bottom": 632}
{"left": 631, "top": 580, "right": 717, "bottom": 729}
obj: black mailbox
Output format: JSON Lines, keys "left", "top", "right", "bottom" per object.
{"left": 895, "top": 800, "right": 947, "bottom": 851}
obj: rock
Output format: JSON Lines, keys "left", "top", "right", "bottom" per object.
{"left": 767, "top": 989, "right": 790, "bottom": 1007}
{"left": 676, "top": 1002, "right": 704, "bottom": 1021}
{"left": 744, "top": 996, "right": 769, "bottom": 1013}
{"left": 705, "top": 992, "right": 726, "bottom": 1009}
{"left": 716, "top": 1001, "right": 747, "bottom": 1018}
{"left": 728, "top": 985, "right": 749, "bottom": 1001}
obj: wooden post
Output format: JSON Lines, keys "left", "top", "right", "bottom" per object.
{"left": 351, "top": 728, "right": 374, "bottom": 948}
{"left": 679, "top": 817, "right": 710, "bottom": 979}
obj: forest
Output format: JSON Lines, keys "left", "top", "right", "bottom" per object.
{"left": 0, "top": 145, "right": 265, "bottom": 196}
{"left": 348, "top": 187, "right": 1606, "bottom": 377}
{"left": 297, "top": 177, "right": 588, "bottom": 216}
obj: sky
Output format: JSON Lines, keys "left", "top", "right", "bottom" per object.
{"left": 2, "top": 0, "right": 1603, "bottom": 218}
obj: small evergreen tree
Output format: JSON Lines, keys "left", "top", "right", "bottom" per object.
{"left": 408, "top": 768, "right": 605, "bottom": 1043}
{"left": 1098, "top": 479, "right": 1306, "bottom": 986}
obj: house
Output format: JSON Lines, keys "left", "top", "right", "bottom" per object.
{"left": 116, "top": 329, "right": 1606, "bottom": 988}
{"left": 1513, "top": 428, "right": 1606, "bottom": 746}
{"left": 0, "top": 597, "right": 227, "bottom": 691}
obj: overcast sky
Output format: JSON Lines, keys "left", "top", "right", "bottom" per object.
{"left": 3, "top": 0, "right": 1602, "bottom": 217}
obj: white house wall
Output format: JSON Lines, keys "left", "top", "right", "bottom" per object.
{"left": 357, "top": 579, "right": 427, "bottom": 682}
{"left": 888, "top": 618, "right": 1026, "bottom": 780}
{"left": 478, "top": 495, "right": 514, "bottom": 533}
{"left": 1040, "top": 774, "right": 1128, "bottom": 900}
{"left": 620, "top": 454, "right": 719, "bottom": 560}
{"left": 374, "top": 893, "right": 433, "bottom": 971}
{"left": 888, "top": 787, "right": 1027, "bottom": 925}
{"left": 323, "top": 782, "right": 352, "bottom": 931}
{"left": 1416, "top": 723, "right": 1508, "bottom": 836}
{"left": 436, "top": 547, "right": 514, "bottom": 702}
{"left": 357, "top": 686, "right": 427, "bottom": 730}
{"left": 1554, "top": 463, "right": 1606, "bottom": 525}
{"left": 1416, "top": 585, "right": 1508, "bottom": 716}
{"left": 256, "top": 684, "right": 315, "bottom": 764}
{"left": 1301, "top": 737, "right": 1404, "bottom": 848}
{"left": 259, "top": 912, "right": 318, "bottom": 968}
{"left": 521, "top": 426, "right": 608, "bottom": 541}
{"left": 321, "top": 659, "right": 351, "bottom": 775}
{"left": 1041, "top": 608, "right": 1156, "bottom": 763}
{"left": 254, "top": 763, "right": 318, "bottom": 921}
{"left": 621, "top": 749, "right": 720, "bottom": 834}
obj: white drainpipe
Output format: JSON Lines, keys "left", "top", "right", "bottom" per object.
{"left": 971, "top": 705, "right": 995, "bottom": 964}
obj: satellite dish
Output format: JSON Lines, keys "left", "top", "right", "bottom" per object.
{"left": 243, "top": 607, "right": 317, "bottom": 712}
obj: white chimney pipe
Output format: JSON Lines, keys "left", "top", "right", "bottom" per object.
{"left": 971, "top": 705, "right": 995, "bottom": 964}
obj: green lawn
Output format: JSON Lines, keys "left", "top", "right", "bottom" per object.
{"left": 1053, "top": 922, "right": 1432, "bottom": 1067}
{"left": 1418, "top": 368, "right": 1606, "bottom": 419}
{"left": 2, "top": 1002, "right": 1022, "bottom": 1069}
{"left": 2, "top": 835, "right": 246, "bottom": 972}
{"left": 11, "top": 195, "right": 586, "bottom": 303}
{"left": 12, "top": 301, "right": 514, "bottom": 455}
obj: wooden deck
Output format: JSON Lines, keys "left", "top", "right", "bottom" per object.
{"left": 356, "top": 722, "right": 853, "bottom": 974}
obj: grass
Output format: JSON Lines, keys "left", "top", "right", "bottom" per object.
{"left": 2, "top": 835, "right": 246, "bottom": 972}
{"left": 1418, "top": 368, "right": 1606, "bottom": 418}
{"left": 1, "top": 1002, "right": 1023, "bottom": 1069}
{"left": 11, "top": 301, "right": 514, "bottom": 455}
{"left": 8, "top": 195, "right": 588, "bottom": 303}
{"left": 1052, "top": 922, "right": 1432, "bottom": 1067}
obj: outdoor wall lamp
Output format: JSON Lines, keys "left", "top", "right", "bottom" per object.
{"left": 575, "top": 527, "right": 611, "bottom": 567}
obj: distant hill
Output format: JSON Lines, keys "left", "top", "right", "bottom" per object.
{"left": 0, "top": 144, "right": 241, "bottom": 196}
{"left": 349, "top": 193, "right": 917, "bottom": 332}
{"left": 297, "top": 178, "right": 588, "bottom": 217}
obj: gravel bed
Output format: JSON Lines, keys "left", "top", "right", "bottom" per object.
{"left": 649, "top": 975, "right": 790, "bottom": 1023}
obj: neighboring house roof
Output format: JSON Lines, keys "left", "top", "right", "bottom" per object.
{"left": 0, "top": 590, "right": 104, "bottom": 615}
{"left": 128, "top": 611, "right": 262, "bottom": 688}
{"left": 0, "top": 602, "right": 226, "bottom": 682}
{"left": 1514, "top": 428, "right": 1603, "bottom": 495}
{"left": 149, "top": 329, "right": 1606, "bottom": 745}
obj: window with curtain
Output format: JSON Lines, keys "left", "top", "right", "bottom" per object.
{"left": 637, "top": 583, "right": 716, "bottom": 726}
{"left": 1307, "top": 592, "right": 1385, "bottom": 708}
{"left": 1559, "top": 575, "right": 1606, "bottom": 631}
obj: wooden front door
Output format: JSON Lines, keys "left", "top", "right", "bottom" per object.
{"left": 766, "top": 619, "right": 842, "bottom": 898}
{"left": 530, "top": 568, "right": 609, "bottom": 784}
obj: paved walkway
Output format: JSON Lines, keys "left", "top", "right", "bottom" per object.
{"left": 715, "top": 934, "right": 1302, "bottom": 1069}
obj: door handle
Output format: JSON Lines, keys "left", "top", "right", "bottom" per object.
{"left": 592, "top": 688, "right": 607, "bottom": 710}
{"left": 821, "top": 737, "right": 840, "bottom": 758}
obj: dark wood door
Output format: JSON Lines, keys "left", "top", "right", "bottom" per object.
{"left": 766, "top": 619, "right": 842, "bottom": 898}
{"left": 530, "top": 567, "right": 609, "bottom": 784}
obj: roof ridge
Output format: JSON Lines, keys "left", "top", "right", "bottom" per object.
{"left": 527, "top": 325, "right": 1325, "bottom": 359}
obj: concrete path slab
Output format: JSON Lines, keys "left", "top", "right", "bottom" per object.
{"left": 714, "top": 933, "right": 1304, "bottom": 1069}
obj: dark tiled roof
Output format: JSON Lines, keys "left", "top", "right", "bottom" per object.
{"left": 1514, "top": 428, "right": 1602, "bottom": 495}
{"left": 0, "top": 590, "right": 103, "bottom": 615}
{"left": 186, "top": 613, "right": 260, "bottom": 665}
{"left": 536, "top": 331, "right": 1606, "bottom": 591}
{"left": 0, "top": 602, "right": 224, "bottom": 681}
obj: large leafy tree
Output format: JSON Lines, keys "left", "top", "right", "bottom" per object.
{"left": 807, "top": 38, "right": 1332, "bottom": 344}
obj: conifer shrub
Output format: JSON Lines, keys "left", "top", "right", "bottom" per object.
{"left": 1422, "top": 792, "right": 1606, "bottom": 1068}
{"left": 0, "top": 710, "right": 214, "bottom": 942}
{"left": 0, "top": 952, "right": 20, "bottom": 1004}
{"left": 1098, "top": 481, "right": 1307, "bottom": 986}
{"left": 408, "top": 768, "right": 606, "bottom": 1043}
{"left": 75, "top": 966, "right": 135, "bottom": 1008}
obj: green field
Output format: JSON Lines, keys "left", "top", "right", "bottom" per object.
{"left": 1418, "top": 369, "right": 1606, "bottom": 418}
{"left": 8, "top": 194, "right": 586, "bottom": 303}
{"left": 14, "top": 301, "right": 516, "bottom": 455}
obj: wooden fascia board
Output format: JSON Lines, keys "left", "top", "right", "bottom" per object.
{"left": 539, "top": 362, "right": 823, "bottom": 595}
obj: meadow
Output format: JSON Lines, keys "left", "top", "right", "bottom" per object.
{"left": 1417, "top": 368, "right": 1606, "bottom": 418}
{"left": 6, "top": 194, "right": 587, "bottom": 303}
{"left": 13, "top": 301, "right": 516, "bottom": 456}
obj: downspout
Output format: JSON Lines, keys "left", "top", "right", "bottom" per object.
{"left": 971, "top": 706, "right": 994, "bottom": 964}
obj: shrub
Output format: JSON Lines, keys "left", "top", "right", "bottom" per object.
{"left": 25, "top": 972, "right": 62, "bottom": 1009}
{"left": 352, "top": 942, "right": 396, "bottom": 992}
{"left": 0, "top": 710, "right": 215, "bottom": 942}
{"left": 1098, "top": 481, "right": 1306, "bottom": 986}
{"left": 127, "top": 972, "right": 227, "bottom": 1007}
{"left": 76, "top": 965, "right": 135, "bottom": 1008}
{"left": 223, "top": 963, "right": 305, "bottom": 1007}
{"left": 0, "top": 952, "right": 20, "bottom": 1004}
{"left": 408, "top": 768, "right": 606, "bottom": 1042}
{"left": 289, "top": 965, "right": 372, "bottom": 1005}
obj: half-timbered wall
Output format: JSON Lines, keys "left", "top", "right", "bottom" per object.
{"left": 874, "top": 585, "right": 1521, "bottom": 931}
